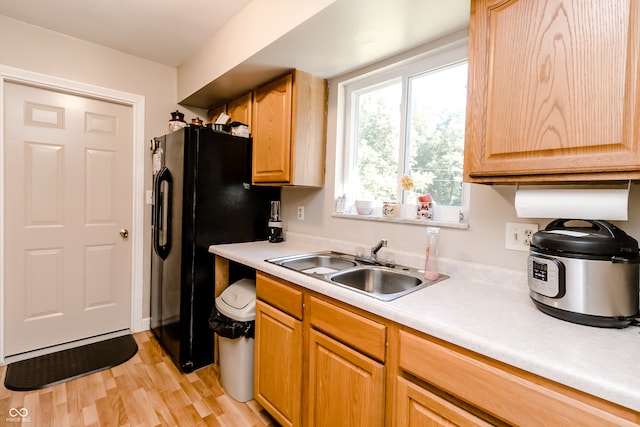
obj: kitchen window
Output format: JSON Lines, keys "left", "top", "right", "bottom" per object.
{"left": 337, "top": 42, "right": 469, "bottom": 226}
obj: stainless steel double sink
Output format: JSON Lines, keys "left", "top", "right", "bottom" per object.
{"left": 266, "top": 251, "right": 447, "bottom": 301}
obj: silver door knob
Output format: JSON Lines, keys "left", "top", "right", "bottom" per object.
{"left": 119, "top": 229, "right": 129, "bottom": 239}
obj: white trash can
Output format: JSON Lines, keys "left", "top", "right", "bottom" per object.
{"left": 215, "top": 278, "right": 256, "bottom": 402}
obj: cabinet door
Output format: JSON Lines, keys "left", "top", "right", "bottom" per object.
{"left": 227, "top": 92, "right": 252, "bottom": 125}
{"left": 252, "top": 73, "right": 293, "bottom": 183}
{"left": 308, "top": 329, "right": 384, "bottom": 427}
{"left": 465, "top": 0, "right": 640, "bottom": 182}
{"left": 394, "top": 376, "right": 492, "bottom": 427}
{"left": 254, "top": 300, "right": 302, "bottom": 427}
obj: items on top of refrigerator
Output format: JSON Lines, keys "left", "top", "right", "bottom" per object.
{"left": 230, "top": 122, "right": 250, "bottom": 138}
{"left": 168, "top": 110, "right": 187, "bottom": 132}
{"left": 214, "top": 112, "right": 231, "bottom": 125}
{"left": 209, "top": 112, "right": 231, "bottom": 132}
{"left": 209, "top": 111, "right": 250, "bottom": 137}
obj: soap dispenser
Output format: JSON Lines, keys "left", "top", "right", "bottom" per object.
{"left": 424, "top": 227, "right": 440, "bottom": 280}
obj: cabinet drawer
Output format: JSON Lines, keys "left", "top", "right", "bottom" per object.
{"left": 399, "top": 330, "right": 636, "bottom": 426}
{"left": 308, "top": 296, "right": 386, "bottom": 362}
{"left": 394, "top": 376, "right": 492, "bottom": 427}
{"left": 256, "top": 272, "right": 303, "bottom": 319}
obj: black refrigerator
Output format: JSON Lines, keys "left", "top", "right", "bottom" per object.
{"left": 150, "top": 126, "right": 279, "bottom": 372}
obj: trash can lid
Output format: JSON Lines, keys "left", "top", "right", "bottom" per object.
{"left": 216, "top": 278, "right": 256, "bottom": 321}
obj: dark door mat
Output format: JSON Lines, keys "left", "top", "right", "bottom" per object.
{"left": 4, "top": 334, "right": 138, "bottom": 391}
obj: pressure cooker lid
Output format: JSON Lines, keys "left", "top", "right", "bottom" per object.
{"left": 530, "top": 219, "right": 639, "bottom": 257}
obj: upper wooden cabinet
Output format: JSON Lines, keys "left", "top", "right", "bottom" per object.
{"left": 252, "top": 70, "right": 327, "bottom": 186}
{"left": 464, "top": 0, "right": 640, "bottom": 183}
{"left": 206, "top": 92, "right": 252, "bottom": 125}
{"left": 227, "top": 92, "right": 252, "bottom": 125}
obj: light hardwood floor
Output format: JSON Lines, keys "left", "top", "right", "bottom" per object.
{"left": 0, "top": 331, "right": 277, "bottom": 426}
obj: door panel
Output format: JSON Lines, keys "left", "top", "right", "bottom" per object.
{"left": 4, "top": 81, "right": 133, "bottom": 356}
{"left": 24, "top": 249, "right": 63, "bottom": 320}
{"left": 24, "top": 142, "right": 64, "bottom": 224}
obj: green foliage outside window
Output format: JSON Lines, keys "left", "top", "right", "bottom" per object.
{"left": 356, "top": 83, "right": 400, "bottom": 201}
{"left": 354, "top": 62, "right": 467, "bottom": 207}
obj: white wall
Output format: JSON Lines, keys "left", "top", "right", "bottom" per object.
{"left": 281, "top": 32, "right": 640, "bottom": 271}
{"left": 0, "top": 15, "right": 196, "bottom": 317}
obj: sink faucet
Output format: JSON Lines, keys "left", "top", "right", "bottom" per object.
{"left": 370, "top": 239, "right": 387, "bottom": 262}
{"left": 354, "top": 239, "right": 390, "bottom": 265}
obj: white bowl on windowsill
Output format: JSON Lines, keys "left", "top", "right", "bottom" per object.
{"left": 355, "top": 200, "right": 375, "bottom": 215}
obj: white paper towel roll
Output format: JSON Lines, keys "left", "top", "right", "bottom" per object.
{"left": 514, "top": 188, "right": 629, "bottom": 220}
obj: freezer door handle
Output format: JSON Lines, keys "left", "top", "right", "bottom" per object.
{"left": 153, "top": 167, "right": 172, "bottom": 260}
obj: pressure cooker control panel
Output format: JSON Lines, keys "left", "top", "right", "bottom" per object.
{"left": 527, "top": 254, "right": 565, "bottom": 298}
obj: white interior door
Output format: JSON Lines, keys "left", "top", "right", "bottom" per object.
{"left": 3, "top": 81, "right": 133, "bottom": 357}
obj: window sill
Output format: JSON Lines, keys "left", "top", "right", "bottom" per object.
{"left": 331, "top": 212, "right": 469, "bottom": 230}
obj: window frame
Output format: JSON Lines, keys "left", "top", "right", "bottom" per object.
{"left": 337, "top": 41, "right": 470, "bottom": 227}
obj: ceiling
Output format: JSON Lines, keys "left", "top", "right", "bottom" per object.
{"left": 0, "top": 0, "right": 471, "bottom": 108}
{"left": 0, "top": 0, "right": 252, "bottom": 67}
{"left": 183, "top": 0, "right": 472, "bottom": 107}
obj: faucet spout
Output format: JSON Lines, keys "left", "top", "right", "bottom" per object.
{"left": 371, "top": 239, "right": 387, "bottom": 262}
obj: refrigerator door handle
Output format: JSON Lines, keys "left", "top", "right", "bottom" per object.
{"left": 153, "top": 167, "right": 172, "bottom": 260}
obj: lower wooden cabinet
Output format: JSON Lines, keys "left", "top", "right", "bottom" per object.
{"left": 308, "top": 329, "right": 384, "bottom": 427}
{"left": 255, "top": 272, "right": 387, "bottom": 426}
{"left": 307, "top": 295, "right": 386, "bottom": 362}
{"left": 254, "top": 299, "right": 303, "bottom": 427}
{"left": 398, "top": 329, "right": 640, "bottom": 427}
{"left": 394, "top": 376, "right": 492, "bottom": 427}
{"left": 250, "top": 269, "right": 640, "bottom": 426}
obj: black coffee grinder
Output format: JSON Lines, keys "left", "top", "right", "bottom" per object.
{"left": 268, "top": 201, "right": 284, "bottom": 243}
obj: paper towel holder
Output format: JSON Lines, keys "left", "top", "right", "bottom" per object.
{"left": 514, "top": 180, "right": 631, "bottom": 221}
{"left": 514, "top": 180, "right": 632, "bottom": 193}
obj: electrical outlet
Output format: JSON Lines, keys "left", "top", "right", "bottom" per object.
{"left": 505, "top": 222, "right": 539, "bottom": 251}
{"left": 297, "top": 206, "right": 304, "bottom": 220}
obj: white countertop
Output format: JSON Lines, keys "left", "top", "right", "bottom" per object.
{"left": 209, "top": 233, "right": 640, "bottom": 413}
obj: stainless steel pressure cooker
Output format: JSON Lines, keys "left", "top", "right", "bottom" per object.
{"left": 528, "top": 219, "right": 640, "bottom": 328}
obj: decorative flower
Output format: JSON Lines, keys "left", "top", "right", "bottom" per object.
{"left": 400, "top": 174, "right": 414, "bottom": 191}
